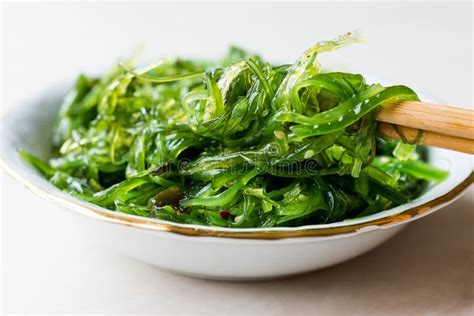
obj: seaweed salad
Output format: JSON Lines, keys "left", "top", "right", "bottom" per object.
{"left": 21, "top": 33, "right": 448, "bottom": 228}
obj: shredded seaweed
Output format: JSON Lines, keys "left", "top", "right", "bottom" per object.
{"left": 20, "top": 33, "right": 448, "bottom": 228}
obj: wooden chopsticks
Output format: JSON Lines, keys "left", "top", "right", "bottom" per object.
{"left": 376, "top": 101, "right": 474, "bottom": 154}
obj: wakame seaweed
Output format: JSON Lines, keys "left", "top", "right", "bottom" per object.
{"left": 20, "top": 33, "right": 448, "bottom": 228}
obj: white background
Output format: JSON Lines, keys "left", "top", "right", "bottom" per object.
{"left": 1, "top": 2, "right": 473, "bottom": 314}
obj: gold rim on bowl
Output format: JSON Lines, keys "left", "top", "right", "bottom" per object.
{"left": 1, "top": 157, "right": 472, "bottom": 240}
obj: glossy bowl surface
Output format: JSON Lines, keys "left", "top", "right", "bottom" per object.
{"left": 1, "top": 82, "right": 472, "bottom": 280}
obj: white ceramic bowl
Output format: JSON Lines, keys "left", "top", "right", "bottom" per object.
{"left": 1, "top": 83, "right": 472, "bottom": 281}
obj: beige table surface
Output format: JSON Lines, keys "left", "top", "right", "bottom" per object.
{"left": 2, "top": 2, "right": 473, "bottom": 315}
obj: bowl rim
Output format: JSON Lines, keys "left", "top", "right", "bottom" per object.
{"left": 1, "top": 154, "right": 472, "bottom": 240}
{"left": 1, "top": 80, "right": 473, "bottom": 240}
